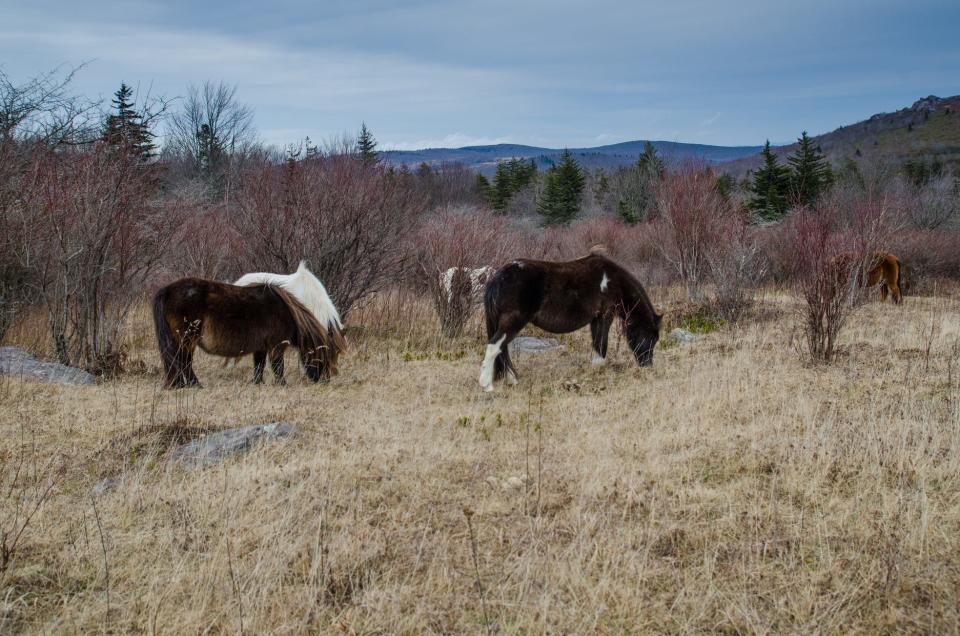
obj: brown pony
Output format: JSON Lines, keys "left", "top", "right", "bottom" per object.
{"left": 866, "top": 252, "right": 904, "bottom": 303}
{"left": 479, "top": 252, "right": 661, "bottom": 391}
{"left": 152, "top": 279, "right": 346, "bottom": 388}
{"left": 833, "top": 251, "right": 904, "bottom": 304}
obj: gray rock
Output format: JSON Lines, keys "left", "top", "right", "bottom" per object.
{"left": 510, "top": 337, "right": 560, "bottom": 353}
{"left": 0, "top": 346, "right": 96, "bottom": 385}
{"left": 170, "top": 421, "right": 297, "bottom": 468}
{"left": 667, "top": 328, "right": 697, "bottom": 345}
{"left": 91, "top": 477, "right": 118, "bottom": 495}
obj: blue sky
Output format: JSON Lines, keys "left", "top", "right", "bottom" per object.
{"left": 2, "top": 0, "right": 958, "bottom": 150}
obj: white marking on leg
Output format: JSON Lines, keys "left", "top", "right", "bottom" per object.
{"left": 592, "top": 350, "right": 606, "bottom": 365}
{"left": 600, "top": 273, "right": 609, "bottom": 292}
{"left": 479, "top": 335, "right": 506, "bottom": 391}
{"left": 506, "top": 369, "right": 518, "bottom": 385}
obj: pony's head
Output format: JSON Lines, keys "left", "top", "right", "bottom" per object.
{"left": 625, "top": 311, "right": 661, "bottom": 366}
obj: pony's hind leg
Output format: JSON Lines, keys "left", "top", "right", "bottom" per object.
{"left": 270, "top": 350, "right": 286, "bottom": 385}
{"left": 890, "top": 282, "right": 902, "bottom": 304}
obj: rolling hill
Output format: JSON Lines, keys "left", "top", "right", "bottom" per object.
{"left": 719, "top": 94, "right": 960, "bottom": 177}
{"left": 381, "top": 140, "right": 764, "bottom": 175}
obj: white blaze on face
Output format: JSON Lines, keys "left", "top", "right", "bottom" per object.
{"left": 478, "top": 335, "right": 506, "bottom": 391}
{"left": 600, "top": 273, "right": 609, "bottom": 292}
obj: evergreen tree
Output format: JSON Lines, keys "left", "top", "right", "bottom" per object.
{"left": 357, "top": 122, "right": 378, "bottom": 167}
{"left": 787, "top": 131, "right": 832, "bottom": 206}
{"left": 749, "top": 141, "right": 790, "bottom": 220}
{"left": 196, "top": 123, "right": 224, "bottom": 176}
{"left": 636, "top": 141, "right": 664, "bottom": 179}
{"left": 715, "top": 173, "right": 735, "bottom": 200}
{"left": 474, "top": 173, "right": 492, "bottom": 204}
{"left": 538, "top": 149, "right": 585, "bottom": 225}
{"left": 491, "top": 161, "right": 513, "bottom": 213}
{"left": 594, "top": 169, "right": 610, "bottom": 205}
{"left": 102, "top": 83, "right": 154, "bottom": 161}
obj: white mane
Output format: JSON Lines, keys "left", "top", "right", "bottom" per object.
{"left": 235, "top": 261, "right": 342, "bottom": 329}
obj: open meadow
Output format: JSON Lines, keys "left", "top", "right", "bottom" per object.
{"left": 3, "top": 285, "right": 960, "bottom": 633}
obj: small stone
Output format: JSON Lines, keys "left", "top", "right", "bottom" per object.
{"left": 510, "top": 337, "right": 560, "bottom": 353}
{"left": 667, "top": 328, "right": 697, "bottom": 345}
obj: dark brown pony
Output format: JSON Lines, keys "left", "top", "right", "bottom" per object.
{"left": 479, "top": 253, "right": 661, "bottom": 391}
{"left": 833, "top": 251, "right": 904, "bottom": 304}
{"left": 152, "top": 279, "right": 346, "bottom": 388}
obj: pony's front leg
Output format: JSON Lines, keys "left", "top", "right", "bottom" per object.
{"left": 252, "top": 352, "right": 267, "bottom": 384}
{"left": 270, "top": 351, "right": 286, "bottom": 386}
{"left": 590, "top": 313, "right": 613, "bottom": 365}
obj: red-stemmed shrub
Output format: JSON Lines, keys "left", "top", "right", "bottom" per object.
{"left": 231, "top": 155, "right": 426, "bottom": 317}
{"left": 16, "top": 144, "right": 182, "bottom": 372}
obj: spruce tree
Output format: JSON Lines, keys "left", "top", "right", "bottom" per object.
{"left": 491, "top": 161, "right": 513, "bottom": 214}
{"left": 749, "top": 141, "right": 790, "bottom": 220}
{"left": 357, "top": 122, "right": 378, "bottom": 167}
{"left": 787, "top": 131, "right": 832, "bottom": 206}
{"left": 102, "top": 83, "right": 154, "bottom": 161}
{"left": 474, "top": 173, "right": 492, "bottom": 204}
{"left": 538, "top": 149, "right": 585, "bottom": 225}
{"left": 636, "top": 141, "right": 664, "bottom": 179}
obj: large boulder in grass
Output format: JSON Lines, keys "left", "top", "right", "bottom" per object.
{"left": 510, "top": 337, "right": 561, "bottom": 353}
{"left": 169, "top": 421, "right": 297, "bottom": 468}
{"left": 0, "top": 347, "right": 96, "bottom": 386}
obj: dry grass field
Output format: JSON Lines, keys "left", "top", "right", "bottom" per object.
{"left": 2, "top": 286, "right": 960, "bottom": 634}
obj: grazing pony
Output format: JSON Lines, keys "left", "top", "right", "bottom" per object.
{"left": 440, "top": 266, "right": 494, "bottom": 304}
{"left": 479, "top": 253, "right": 662, "bottom": 391}
{"left": 152, "top": 279, "right": 346, "bottom": 388}
{"left": 865, "top": 252, "right": 904, "bottom": 304}
{"left": 832, "top": 251, "right": 904, "bottom": 304}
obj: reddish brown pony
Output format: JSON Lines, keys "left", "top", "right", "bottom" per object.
{"left": 866, "top": 252, "right": 904, "bottom": 303}
{"left": 833, "top": 251, "right": 904, "bottom": 304}
{"left": 152, "top": 279, "right": 346, "bottom": 388}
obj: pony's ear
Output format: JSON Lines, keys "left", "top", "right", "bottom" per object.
{"left": 297, "top": 260, "right": 308, "bottom": 273}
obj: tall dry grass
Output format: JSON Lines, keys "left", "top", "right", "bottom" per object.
{"left": 1, "top": 286, "right": 959, "bottom": 633}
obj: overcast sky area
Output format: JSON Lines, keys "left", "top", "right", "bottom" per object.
{"left": 2, "top": 0, "right": 958, "bottom": 150}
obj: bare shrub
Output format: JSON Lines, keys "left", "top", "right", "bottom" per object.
{"left": 16, "top": 144, "right": 182, "bottom": 372}
{"left": 705, "top": 212, "right": 765, "bottom": 321}
{"left": 652, "top": 163, "right": 735, "bottom": 302}
{"left": 787, "top": 190, "right": 903, "bottom": 362}
{"left": 414, "top": 206, "right": 523, "bottom": 338}
{"left": 902, "top": 174, "right": 958, "bottom": 230}
{"left": 231, "top": 155, "right": 425, "bottom": 317}
{"left": 786, "top": 206, "right": 856, "bottom": 361}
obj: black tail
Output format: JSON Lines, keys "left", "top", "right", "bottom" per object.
{"left": 483, "top": 268, "right": 515, "bottom": 381}
{"left": 152, "top": 287, "right": 180, "bottom": 386}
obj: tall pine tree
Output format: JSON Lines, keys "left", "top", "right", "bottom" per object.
{"left": 787, "top": 131, "right": 832, "bottom": 206}
{"left": 636, "top": 141, "right": 665, "bottom": 179}
{"left": 102, "top": 83, "right": 154, "bottom": 161}
{"left": 538, "top": 149, "right": 585, "bottom": 225}
{"left": 357, "top": 122, "right": 378, "bottom": 167}
{"left": 749, "top": 141, "right": 790, "bottom": 220}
